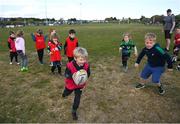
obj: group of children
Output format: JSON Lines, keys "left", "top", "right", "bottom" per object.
{"left": 7, "top": 25, "right": 180, "bottom": 120}
{"left": 8, "top": 30, "right": 28, "bottom": 71}
{"left": 119, "top": 26, "right": 180, "bottom": 95}
{"left": 7, "top": 28, "right": 90, "bottom": 120}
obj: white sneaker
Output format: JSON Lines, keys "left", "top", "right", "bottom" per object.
{"left": 16, "top": 62, "right": 20, "bottom": 65}
{"left": 9, "top": 62, "right": 12, "bottom": 65}
{"left": 172, "top": 56, "right": 177, "bottom": 62}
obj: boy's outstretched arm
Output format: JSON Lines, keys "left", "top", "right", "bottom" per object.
{"left": 163, "top": 52, "right": 173, "bottom": 71}
{"left": 44, "top": 35, "right": 48, "bottom": 41}
{"left": 119, "top": 47, "right": 122, "bottom": 53}
{"left": 31, "top": 33, "right": 36, "bottom": 42}
{"left": 135, "top": 48, "right": 146, "bottom": 65}
{"left": 134, "top": 46, "right": 138, "bottom": 56}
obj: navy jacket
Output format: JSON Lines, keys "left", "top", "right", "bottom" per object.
{"left": 136, "top": 43, "right": 172, "bottom": 68}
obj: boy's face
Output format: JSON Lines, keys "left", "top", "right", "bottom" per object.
{"left": 75, "top": 56, "right": 87, "bottom": 66}
{"left": 51, "top": 30, "right": 56, "bottom": 35}
{"left": 123, "top": 35, "right": 129, "bottom": 42}
{"left": 69, "top": 33, "right": 75, "bottom": 39}
{"left": 10, "top": 34, "right": 15, "bottom": 38}
{"left": 176, "top": 28, "right": 180, "bottom": 34}
{"left": 145, "top": 39, "right": 155, "bottom": 49}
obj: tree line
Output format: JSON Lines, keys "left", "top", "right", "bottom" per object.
{"left": 0, "top": 14, "right": 180, "bottom": 27}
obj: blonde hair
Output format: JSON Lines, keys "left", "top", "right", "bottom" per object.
{"left": 145, "top": 33, "right": 156, "bottom": 41}
{"left": 73, "top": 47, "right": 88, "bottom": 58}
{"left": 123, "top": 32, "right": 132, "bottom": 39}
{"left": 16, "top": 30, "right": 24, "bottom": 37}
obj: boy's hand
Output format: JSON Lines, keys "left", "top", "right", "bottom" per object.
{"left": 49, "top": 52, "right": 53, "bottom": 55}
{"left": 119, "top": 47, "right": 122, "bottom": 53}
{"left": 9, "top": 49, "right": 13, "bottom": 52}
{"left": 135, "top": 63, "right": 139, "bottom": 67}
{"left": 134, "top": 52, "right": 138, "bottom": 57}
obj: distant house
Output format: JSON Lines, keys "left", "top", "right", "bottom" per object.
{"left": 5, "top": 25, "right": 15, "bottom": 28}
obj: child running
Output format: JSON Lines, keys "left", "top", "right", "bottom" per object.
{"left": 62, "top": 47, "right": 90, "bottom": 120}
{"left": 135, "top": 33, "right": 173, "bottom": 94}
{"left": 119, "top": 33, "right": 138, "bottom": 72}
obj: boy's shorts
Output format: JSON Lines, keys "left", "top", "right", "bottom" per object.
{"left": 52, "top": 61, "right": 61, "bottom": 66}
{"left": 164, "top": 30, "right": 172, "bottom": 39}
{"left": 140, "top": 64, "right": 165, "bottom": 83}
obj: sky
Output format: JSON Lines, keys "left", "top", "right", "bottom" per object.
{"left": 0, "top": 0, "right": 180, "bottom": 20}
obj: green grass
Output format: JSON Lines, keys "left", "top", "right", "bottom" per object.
{"left": 0, "top": 24, "right": 179, "bottom": 123}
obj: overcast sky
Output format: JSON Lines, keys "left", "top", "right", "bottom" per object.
{"left": 0, "top": 0, "right": 180, "bottom": 20}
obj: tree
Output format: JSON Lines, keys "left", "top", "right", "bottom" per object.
{"left": 105, "top": 17, "right": 118, "bottom": 23}
{"left": 151, "top": 15, "right": 164, "bottom": 24}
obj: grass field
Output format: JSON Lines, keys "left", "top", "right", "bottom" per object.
{"left": 0, "top": 24, "right": 180, "bottom": 122}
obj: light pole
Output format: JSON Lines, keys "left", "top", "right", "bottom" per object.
{"left": 80, "top": 2, "right": 82, "bottom": 24}
{"left": 45, "top": 0, "right": 48, "bottom": 25}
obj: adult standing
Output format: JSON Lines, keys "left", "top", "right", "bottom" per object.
{"left": 163, "top": 9, "right": 176, "bottom": 51}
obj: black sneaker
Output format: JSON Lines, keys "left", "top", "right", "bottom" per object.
{"left": 72, "top": 111, "right": 78, "bottom": 120}
{"left": 172, "top": 56, "right": 177, "bottom": 63}
{"left": 158, "top": 85, "right": 165, "bottom": 95}
{"left": 62, "top": 93, "right": 65, "bottom": 98}
{"left": 164, "top": 48, "right": 169, "bottom": 52}
{"left": 135, "top": 83, "right": 145, "bottom": 89}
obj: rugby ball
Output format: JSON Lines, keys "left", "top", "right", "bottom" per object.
{"left": 72, "top": 69, "right": 88, "bottom": 85}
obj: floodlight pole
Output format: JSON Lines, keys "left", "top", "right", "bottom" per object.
{"left": 80, "top": 2, "right": 82, "bottom": 24}
{"left": 45, "top": 0, "right": 48, "bottom": 25}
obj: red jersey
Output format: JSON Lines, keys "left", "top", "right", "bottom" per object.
{"left": 48, "top": 41, "right": 61, "bottom": 62}
{"left": 35, "top": 34, "right": 46, "bottom": 50}
{"left": 174, "top": 33, "right": 180, "bottom": 45}
{"left": 65, "top": 37, "right": 78, "bottom": 57}
{"left": 8, "top": 37, "right": 16, "bottom": 52}
{"left": 65, "top": 61, "right": 89, "bottom": 90}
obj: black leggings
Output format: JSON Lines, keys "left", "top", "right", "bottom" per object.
{"left": 122, "top": 55, "right": 130, "bottom": 67}
{"left": 51, "top": 65, "right": 61, "bottom": 74}
{"left": 62, "top": 88, "right": 82, "bottom": 111}
{"left": 10, "top": 52, "right": 18, "bottom": 62}
{"left": 37, "top": 49, "right": 44, "bottom": 63}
